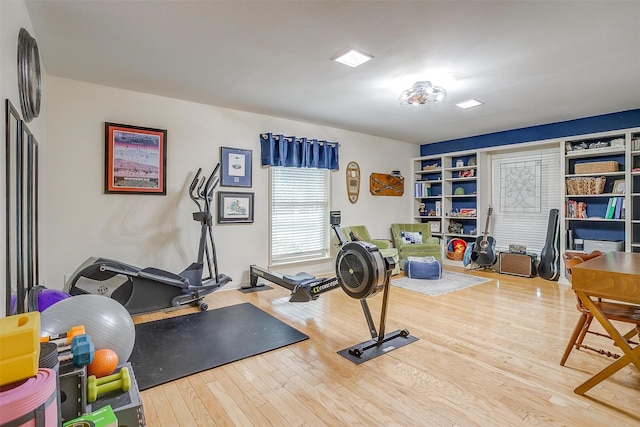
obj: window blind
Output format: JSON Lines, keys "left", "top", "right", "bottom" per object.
{"left": 270, "top": 167, "right": 330, "bottom": 264}
{"left": 490, "top": 147, "right": 560, "bottom": 255}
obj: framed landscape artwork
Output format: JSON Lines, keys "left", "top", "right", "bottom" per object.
{"left": 217, "top": 191, "right": 254, "bottom": 224}
{"left": 104, "top": 122, "right": 167, "bottom": 195}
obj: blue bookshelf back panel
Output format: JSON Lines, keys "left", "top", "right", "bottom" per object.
{"left": 450, "top": 199, "right": 476, "bottom": 211}
{"left": 450, "top": 181, "right": 476, "bottom": 195}
{"left": 569, "top": 222, "right": 625, "bottom": 241}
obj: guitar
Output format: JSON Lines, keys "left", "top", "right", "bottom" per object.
{"left": 471, "top": 206, "right": 497, "bottom": 266}
{"left": 538, "top": 208, "right": 560, "bottom": 281}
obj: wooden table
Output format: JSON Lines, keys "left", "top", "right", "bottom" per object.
{"left": 570, "top": 251, "right": 640, "bottom": 394}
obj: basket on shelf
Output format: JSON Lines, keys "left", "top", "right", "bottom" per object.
{"left": 446, "top": 238, "right": 467, "bottom": 261}
{"left": 565, "top": 176, "right": 606, "bottom": 195}
{"left": 574, "top": 161, "right": 618, "bottom": 174}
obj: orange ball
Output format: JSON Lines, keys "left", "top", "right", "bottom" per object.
{"left": 87, "top": 348, "right": 119, "bottom": 378}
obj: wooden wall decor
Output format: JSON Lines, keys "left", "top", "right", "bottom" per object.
{"left": 369, "top": 173, "right": 404, "bottom": 196}
{"left": 346, "top": 161, "right": 360, "bottom": 203}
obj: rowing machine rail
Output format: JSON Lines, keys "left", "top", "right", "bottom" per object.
{"left": 246, "top": 265, "right": 340, "bottom": 303}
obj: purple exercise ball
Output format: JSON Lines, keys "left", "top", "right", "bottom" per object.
{"left": 37, "top": 289, "right": 70, "bottom": 311}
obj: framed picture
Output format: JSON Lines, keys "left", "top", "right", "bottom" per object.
{"left": 217, "top": 191, "right": 254, "bottom": 223}
{"left": 613, "top": 179, "right": 625, "bottom": 194}
{"left": 220, "top": 146, "right": 252, "bottom": 187}
{"left": 104, "top": 122, "right": 167, "bottom": 195}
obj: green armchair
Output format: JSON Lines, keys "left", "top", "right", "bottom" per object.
{"left": 390, "top": 223, "right": 442, "bottom": 270}
{"left": 340, "top": 225, "right": 391, "bottom": 249}
{"left": 341, "top": 225, "right": 399, "bottom": 275}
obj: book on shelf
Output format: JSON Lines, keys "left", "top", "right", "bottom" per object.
{"left": 603, "top": 196, "right": 624, "bottom": 219}
{"left": 435, "top": 200, "right": 441, "bottom": 216}
{"left": 566, "top": 200, "right": 587, "bottom": 218}
{"left": 605, "top": 197, "right": 616, "bottom": 219}
{"left": 614, "top": 196, "right": 623, "bottom": 219}
{"left": 414, "top": 181, "right": 431, "bottom": 197}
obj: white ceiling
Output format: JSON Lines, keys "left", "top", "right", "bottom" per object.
{"left": 25, "top": 0, "right": 640, "bottom": 145}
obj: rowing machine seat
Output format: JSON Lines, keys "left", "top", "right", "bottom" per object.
{"left": 283, "top": 272, "right": 318, "bottom": 286}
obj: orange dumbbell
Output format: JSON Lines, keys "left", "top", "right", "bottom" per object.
{"left": 40, "top": 325, "right": 85, "bottom": 346}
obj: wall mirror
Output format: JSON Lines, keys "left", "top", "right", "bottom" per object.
{"left": 5, "top": 99, "right": 21, "bottom": 314}
{"left": 4, "top": 100, "right": 39, "bottom": 315}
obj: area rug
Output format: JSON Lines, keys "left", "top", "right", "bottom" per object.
{"left": 391, "top": 270, "right": 491, "bottom": 296}
{"left": 128, "top": 302, "right": 308, "bottom": 390}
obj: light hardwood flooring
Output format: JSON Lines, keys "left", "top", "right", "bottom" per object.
{"left": 133, "top": 267, "right": 640, "bottom": 426}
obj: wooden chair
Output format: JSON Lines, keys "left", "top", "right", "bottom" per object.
{"left": 561, "top": 251, "right": 640, "bottom": 365}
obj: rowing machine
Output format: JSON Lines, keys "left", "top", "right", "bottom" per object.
{"left": 245, "top": 265, "right": 340, "bottom": 302}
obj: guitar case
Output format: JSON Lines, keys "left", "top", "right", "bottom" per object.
{"left": 538, "top": 209, "right": 560, "bottom": 281}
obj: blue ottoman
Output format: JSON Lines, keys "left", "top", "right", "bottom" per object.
{"left": 404, "top": 256, "right": 442, "bottom": 279}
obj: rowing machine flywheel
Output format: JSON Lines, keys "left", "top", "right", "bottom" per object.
{"left": 335, "top": 241, "right": 386, "bottom": 300}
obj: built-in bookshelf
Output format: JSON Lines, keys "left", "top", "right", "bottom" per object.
{"left": 631, "top": 132, "right": 640, "bottom": 253}
{"left": 442, "top": 154, "right": 478, "bottom": 258}
{"left": 560, "top": 132, "right": 631, "bottom": 251}
{"left": 411, "top": 151, "right": 481, "bottom": 265}
{"left": 412, "top": 155, "right": 443, "bottom": 239}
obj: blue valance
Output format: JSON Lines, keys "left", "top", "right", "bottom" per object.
{"left": 260, "top": 133, "right": 339, "bottom": 170}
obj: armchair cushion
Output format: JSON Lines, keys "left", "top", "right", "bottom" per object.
{"left": 400, "top": 230, "right": 423, "bottom": 245}
{"left": 391, "top": 223, "right": 439, "bottom": 248}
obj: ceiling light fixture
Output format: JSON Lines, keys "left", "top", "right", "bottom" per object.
{"left": 332, "top": 48, "right": 373, "bottom": 68}
{"left": 399, "top": 81, "right": 446, "bottom": 108}
{"left": 456, "top": 99, "right": 484, "bottom": 109}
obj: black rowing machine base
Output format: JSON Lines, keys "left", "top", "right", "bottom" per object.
{"left": 337, "top": 330, "right": 419, "bottom": 364}
{"left": 238, "top": 283, "right": 273, "bottom": 293}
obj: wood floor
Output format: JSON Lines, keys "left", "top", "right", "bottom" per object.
{"left": 133, "top": 267, "right": 640, "bottom": 426}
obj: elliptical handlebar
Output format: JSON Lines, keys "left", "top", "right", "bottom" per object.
{"left": 189, "top": 163, "right": 221, "bottom": 212}
{"left": 189, "top": 168, "right": 203, "bottom": 206}
{"left": 201, "top": 163, "right": 220, "bottom": 201}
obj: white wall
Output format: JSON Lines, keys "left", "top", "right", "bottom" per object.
{"left": 45, "top": 77, "right": 418, "bottom": 290}
{"left": 1, "top": 0, "right": 48, "bottom": 316}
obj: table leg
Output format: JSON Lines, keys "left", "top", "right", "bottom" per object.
{"left": 574, "top": 292, "right": 640, "bottom": 395}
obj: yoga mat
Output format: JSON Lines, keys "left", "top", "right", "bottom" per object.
{"left": 0, "top": 368, "right": 58, "bottom": 427}
{"left": 128, "top": 302, "right": 308, "bottom": 390}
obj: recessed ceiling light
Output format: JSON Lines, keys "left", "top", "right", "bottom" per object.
{"left": 456, "top": 99, "right": 484, "bottom": 109}
{"left": 332, "top": 49, "right": 373, "bottom": 68}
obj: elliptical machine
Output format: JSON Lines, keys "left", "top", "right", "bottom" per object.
{"left": 64, "top": 164, "right": 232, "bottom": 315}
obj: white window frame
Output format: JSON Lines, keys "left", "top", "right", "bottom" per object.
{"left": 269, "top": 167, "right": 330, "bottom": 266}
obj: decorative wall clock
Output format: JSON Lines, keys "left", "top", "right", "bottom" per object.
{"left": 346, "top": 161, "right": 361, "bottom": 203}
{"left": 17, "top": 28, "right": 41, "bottom": 123}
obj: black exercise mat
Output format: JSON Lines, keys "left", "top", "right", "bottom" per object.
{"left": 128, "top": 302, "right": 308, "bottom": 390}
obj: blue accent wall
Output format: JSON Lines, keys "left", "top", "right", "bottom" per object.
{"left": 420, "top": 109, "right": 640, "bottom": 156}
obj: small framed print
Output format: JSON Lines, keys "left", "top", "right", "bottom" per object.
{"left": 221, "top": 147, "right": 252, "bottom": 187}
{"left": 613, "top": 179, "right": 625, "bottom": 194}
{"left": 217, "top": 191, "right": 254, "bottom": 224}
{"left": 104, "top": 122, "right": 167, "bottom": 194}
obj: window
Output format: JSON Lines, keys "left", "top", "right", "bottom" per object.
{"left": 270, "top": 167, "right": 330, "bottom": 265}
{"left": 490, "top": 146, "right": 560, "bottom": 254}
